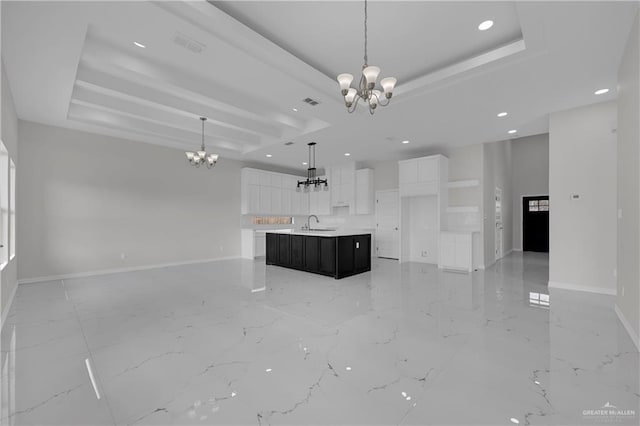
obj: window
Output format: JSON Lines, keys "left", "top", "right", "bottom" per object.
{"left": 528, "top": 199, "right": 550, "bottom": 212}
{"left": 10, "top": 159, "right": 15, "bottom": 260}
{"left": 529, "top": 292, "right": 550, "bottom": 308}
{"left": 0, "top": 141, "right": 8, "bottom": 267}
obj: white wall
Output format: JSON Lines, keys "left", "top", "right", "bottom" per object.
{"left": 549, "top": 101, "right": 617, "bottom": 294}
{"left": 1, "top": 59, "right": 18, "bottom": 326}
{"left": 17, "top": 121, "right": 242, "bottom": 281}
{"left": 511, "top": 134, "right": 550, "bottom": 250}
{"left": 366, "top": 160, "right": 398, "bottom": 192}
{"left": 616, "top": 10, "right": 640, "bottom": 347}
{"left": 482, "top": 139, "right": 513, "bottom": 267}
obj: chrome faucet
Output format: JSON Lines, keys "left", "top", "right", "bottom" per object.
{"left": 305, "top": 215, "right": 319, "bottom": 230}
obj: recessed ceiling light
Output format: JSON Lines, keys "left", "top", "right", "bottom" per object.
{"left": 478, "top": 20, "right": 494, "bottom": 31}
{"left": 594, "top": 88, "right": 609, "bottom": 95}
{"left": 508, "top": 129, "right": 517, "bottom": 134}
{"left": 510, "top": 418, "right": 520, "bottom": 425}
{"left": 265, "top": 368, "right": 272, "bottom": 372}
{"left": 402, "top": 140, "right": 410, "bottom": 144}
{"left": 133, "top": 41, "right": 146, "bottom": 48}
{"left": 292, "top": 108, "right": 298, "bottom": 112}
{"left": 266, "top": 154, "right": 273, "bottom": 158}
{"left": 497, "top": 112, "right": 508, "bottom": 117}
{"left": 344, "top": 153, "right": 351, "bottom": 156}
{"left": 302, "top": 162, "right": 308, "bottom": 165}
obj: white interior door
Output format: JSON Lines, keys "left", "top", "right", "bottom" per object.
{"left": 376, "top": 190, "right": 400, "bottom": 259}
{"left": 495, "top": 187, "right": 503, "bottom": 260}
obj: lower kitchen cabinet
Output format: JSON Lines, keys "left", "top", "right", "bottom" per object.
{"left": 304, "top": 236, "right": 319, "bottom": 271}
{"left": 319, "top": 237, "right": 336, "bottom": 276}
{"left": 438, "top": 231, "right": 473, "bottom": 272}
{"left": 266, "top": 233, "right": 278, "bottom": 264}
{"left": 266, "top": 232, "right": 371, "bottom": 279}
{"left": 337, "top": 235, "right": 371, "bottom": 277}
{"left": 277, "top": 234, "right": 291, "bottom": 266}
{"left": 290, "top": 235, "right": 304, "bottom": 268}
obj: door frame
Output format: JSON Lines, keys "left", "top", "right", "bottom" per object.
{"left": 520, "top": 193, "right": 549, "bottom": 251}
{"left": 375, "top": 189, "right": 400, "bottom": 261}
{"left": 495, "top": 187, "right": 503, "bottom": 260}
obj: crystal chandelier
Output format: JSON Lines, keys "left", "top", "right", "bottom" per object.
{"left": 185, "top": 117, "right": 219, "bottom": 169}
{"left": 337, "top": 0, "right": 397, "bottom": 115}
{"left": 297, "top": 142, "right": 328, "bottom": 193}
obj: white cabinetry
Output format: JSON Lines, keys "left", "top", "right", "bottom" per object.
{"left": 241, "top": 229, "right": 267, "bottom": 259}
{"left": 329, "top": 164, "right": 355, "bottom": 209}
{"left": 438, "top": 232, "right": 473, "bottom": 272}
{"left": 241, "top": 168, "right": 307, "bottom": 215}
{"left": 355, "top": 169, "right": 374, "bottom": 214}
{"left": 399, "top": 155, "right": 447, "bottom": 197}
{"left": 398, "top": 155, "right": 449, "bottom": 264}
{"left": 254, "top": 233, "right": 266, "bottom": 257}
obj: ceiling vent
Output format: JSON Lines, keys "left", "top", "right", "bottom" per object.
{"left": 284, "top": 141, "right": 294, "bottom": 146}
{"left": 174, "top": 32, "right": 206, "bottom": 54}
{"left": 302, "top": 97, "right": 320, "bottom": 106}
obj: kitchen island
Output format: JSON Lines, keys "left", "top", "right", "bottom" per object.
{"left": 266, "top": 230, "right": 371, "bottom": 279}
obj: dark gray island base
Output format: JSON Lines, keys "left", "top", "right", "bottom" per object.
{"left": 266, "top": 232, "right": 371, "bottom": 279}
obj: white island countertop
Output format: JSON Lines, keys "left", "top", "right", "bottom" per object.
{"left": 267, "top": 229, "right": 373, "bottom": 237}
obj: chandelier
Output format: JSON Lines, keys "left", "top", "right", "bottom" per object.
{"left": 297, "top": 142, "right": 328, "bottom": 192}
{"left": 337, "top": 0, "right": 397, "bottom": 114}
{"left": 185, "top": 117, "right": 219, "bottom": 169}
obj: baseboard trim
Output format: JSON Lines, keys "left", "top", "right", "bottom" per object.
{"left": 615, "top": 304, "right": 640, "bottom": 351}
{"left": 1, "top": 280, "right": 18, "bottom": 332}
{"left": 17, "top": 256, "right": 242, "bottom": 285}
{"left": 548, "top": 280, "right": 617, "bottom": 296}
{"left": 512, "top": 248, "right": 523, "bottom": 252}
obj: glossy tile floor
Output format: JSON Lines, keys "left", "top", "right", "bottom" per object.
{"left": 1, "top": 253, "right": 638, "bottom": 425}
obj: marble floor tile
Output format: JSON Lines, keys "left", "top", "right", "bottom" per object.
{"left": 1, "top": 253, "right": 638, "bottom": 425}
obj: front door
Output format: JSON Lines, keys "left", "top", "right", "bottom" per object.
{"left": 376, "top": 190, "right": 400, "bottom": 259}
{"left": 523, "top": 196, "right": 549, "bottom": 252}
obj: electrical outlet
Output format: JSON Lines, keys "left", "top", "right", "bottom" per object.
{"left": 421, "top": 251, "right": 428, "bottom": 257}
{"left": 120, "top": 253, "right": 126, "bottom": 260}
{"left": 219, "top": 245, "right": 224, "bottom": 252}
{"left": 622, "top": 286, "right": 625, "bottom": 296}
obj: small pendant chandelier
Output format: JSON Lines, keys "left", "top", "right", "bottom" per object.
{"left": 185, "top": 117, "right": 219, "bottom": 169}
{"left": 337, "top": 0, "right": 397, "bottom": 115}
{"left": 297, "top": 142, "right": 328, "bottom": 193}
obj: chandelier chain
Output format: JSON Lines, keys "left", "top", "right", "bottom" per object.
{"left": 201, "top": 117, "right": 205, "bottom": 151}
{"left": 336, "top": 0, "right": 396, "bottom": 114}
{"left": 363, "top": 0, "right": 368, "bottom": 65}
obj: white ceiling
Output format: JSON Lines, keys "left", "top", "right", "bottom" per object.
{"left": 2, "top": 1, "right": 638, "bottom": 173}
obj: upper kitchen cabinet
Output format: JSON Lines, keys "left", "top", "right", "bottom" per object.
{"left": 241, "top": 168, "right": 306, "bottom": 215}
{"left": 328, "top": 163, "right": 356, "bottom": 210}
{"left": 355, "top": 168, "right": 374, "bottom": 215}
{"left": 398, "top": 155, "right": 448, "bottom": 197}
